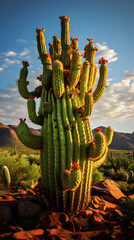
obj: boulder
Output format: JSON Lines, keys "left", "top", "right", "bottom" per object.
{"left": 92, "top": 179, "right": 126, "bottom": 203}
{"left": 18, "top": 200, "right": 42, "bottom": 218}
{"left": 0, "top": 204, "right": 12, "bottom": 226}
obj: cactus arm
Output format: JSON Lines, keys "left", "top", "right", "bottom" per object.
{"left": 27, "top": 98, "right": 44, "bottom": 126}
{"left": 41, "top": 54, "right": 52, "bottom": 89}
{"left": 85, "top": 39, "right": 98, "bottom": 65}
{"left": 62, "top": 163, "right": 81, "bottom": 191}
{"left": 60, "top": 16, "right": 70, "bottom": 67}
{"left": 87, "top": 64, "right": 96, "bottom": 91}
{"left": 17, "top": 119, "right": 43, "bottom": 149}
{"left": 52, "top": 60, "right": 65, "bottom": 98}
{"left": 71, "top": 37, "right": 79, "bottom": 50}
{"left": 69, "top": 50, "right": 82, "bottom": 89}
{"left": 93, "top": 58, "right": 108, "bottom": 103}
{"left": 77, "top": 92, "right": 93, "bottom": 118}
{"left": 38, "top": 88, "right": 47, "bottom": 116}
{"left": 91, "top": 65, "right": 98, "bottom": 91}
{"left": 79, "top": 60, "right": 90, "bottom": 103}
{"left": 36, "top": 28, "right": 47, "bottom": 64}
{"left": 53, "top": 36, "right": 62, "bottom": 60}
{"left": 93, "top": 147, "right": 108, "bottom": 169}
{"left": 18, "top": 62, "right": 35, "bottom": 99}
{"left": 87, "top": 129, "right": 107, "bottom": 161}
{"left": 2, "top": 166, "right": 11, "bottom": 188}
{"left": 105, "top": 126, "right": 114, "bottom": 145}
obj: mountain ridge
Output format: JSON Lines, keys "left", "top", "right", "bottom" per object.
{"left": 0, "top": 122, "right": 134, "bottom": 150}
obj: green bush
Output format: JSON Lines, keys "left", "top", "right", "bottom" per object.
{"left": 92, "top": 169, "right": 104, "bottom": 185}
{"left": 0, "top": 149, "right": 41, "bottom": 189}
{"left": 120, "top": 198, "right": 134, "bottom": 215}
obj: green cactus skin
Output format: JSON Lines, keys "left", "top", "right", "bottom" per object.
{"left": 71, "top": 37, "right": 79, "bottom": 50}
{"left": 36, "top": 28, "right": 47, "bottom": 65}
{"left": 17, "top": 16, "right": 114, "bottom": 212}
{"left": 2, "top": 166, "right": 11, "bottom": 188}
{"left": 41, "top": 54, "right": 52, "bottom": 89}
{"left": 52, "top": 60, "right": 65, "bottom": 98}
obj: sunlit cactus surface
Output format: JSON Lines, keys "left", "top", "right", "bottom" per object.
{"left": 17, "top": 16, "right": 114, "bottom": 212}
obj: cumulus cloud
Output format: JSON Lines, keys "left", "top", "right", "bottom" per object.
{"left": 91, "top": 71, "right": 134, "bottom": 128}
{"left": 2, "top": 58, "right": 20, "bottom": 68}
{"left": 0, "top": 67, "right": 3, "bottom": 71}
{"left": 5, "top": 51, "right": 17, "bottom": 57}
{"left": 95, "top": 43, "right": 118, "bottom": 63}
{"left": 123, "top": 70, "right": 134, "bottom": 80}
{"left": 20, "top": 47, "right": 30, "bottom": 57}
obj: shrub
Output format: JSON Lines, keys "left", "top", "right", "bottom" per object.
{"left": 92, "top": 169, "right": 104, "bottom": 185}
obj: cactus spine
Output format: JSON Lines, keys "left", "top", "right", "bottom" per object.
{"left": 2, "top": 166, "right": 11, "bottom": 188}
{"left": 17, "top": 16, "right": 114, "bottom": 212}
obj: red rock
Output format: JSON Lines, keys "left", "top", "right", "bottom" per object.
{"left": 74, "top": 217, "right": 90, "bottom": 230}
{"left": 77, "top": 210, "right": 93, "bottom": 217}
{"left": 13, "top": 229, "right": 44, "bottom": 239}
{"left": 92, "top": 179, "right": 126, "bottom": 203}
{"left": 91, "top": 213, "right": 105, "bottom": 225}
{"left": 113, "top": 209, "right": 123, "bottom": 218}
{"left": 37, "top": 211, "right": 61, "bottom": 229}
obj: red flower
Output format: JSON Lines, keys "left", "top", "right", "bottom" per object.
{"left": 29, "top": 96, "right": 35, "bottom": 99}
{"left": 95, "top": 128, "right": 102, "bottom": 133}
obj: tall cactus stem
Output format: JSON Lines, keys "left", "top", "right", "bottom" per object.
{"left": 36, "top": 28, "right": 47, "bottom": 65}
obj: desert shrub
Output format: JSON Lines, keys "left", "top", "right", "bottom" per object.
{"left": 118, "top": 181, "right": 134, "bottom": 193}
{"left": 114, "top": 168, "right": 127, "bottom": 181}
{"left": 0, "top": 150, "right": 41, "bottom": 189}
{"left": 119, "top": 198, "right": 134, "bottom": 215}
{"left": 106, "top": 168, "right": 115, "bottom": 177}
{"left": 92, "top": 169, "right": 104, "bottom": 185}
{"left": 128, "top": 163, "right": 134, "bottom": 171}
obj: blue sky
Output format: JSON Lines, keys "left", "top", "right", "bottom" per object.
{"left": 0, "top": 0, "right": 134, "bottom": 133}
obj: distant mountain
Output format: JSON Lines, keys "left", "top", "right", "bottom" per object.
{"left": 0, "top": 122, "right": 134, "bottom": 150}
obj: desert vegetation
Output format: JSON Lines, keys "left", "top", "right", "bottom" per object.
{"left": 0, "top": 147, "right": 134, "bottom": 195}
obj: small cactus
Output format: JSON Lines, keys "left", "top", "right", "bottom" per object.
{"left": 2, "top": 166, "right": 11, "bottom": 188}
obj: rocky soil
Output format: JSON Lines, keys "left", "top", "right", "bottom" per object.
{"left": 0, "top": 179, "right": 134, "bottom": 240}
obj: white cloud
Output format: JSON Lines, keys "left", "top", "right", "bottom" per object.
{"left": 17, "top": 38, "right": 28, "bottom": 43}
{"left": 5, "top": 51, "right": 17, "bottom": 57}
{"left": 95, "top": 43, "right": 118, "bottom": 63}
{"left": 91, "top": 70, "right": 134, "bottom": 130}
{"left": 2, "top": 58, "right": 20, "bottom": 68}
{"left": 0, "top": 67, "right": 3, "bottom": 71}
{"left": 123, "top": 70, "right": 134, "bottom": 80}
{"left": 20, "top": 47, "right": 30, "bottom": 57}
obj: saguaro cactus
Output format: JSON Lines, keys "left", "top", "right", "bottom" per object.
{"left": 17, "top": 16, "right": 114, "bottom": 212}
